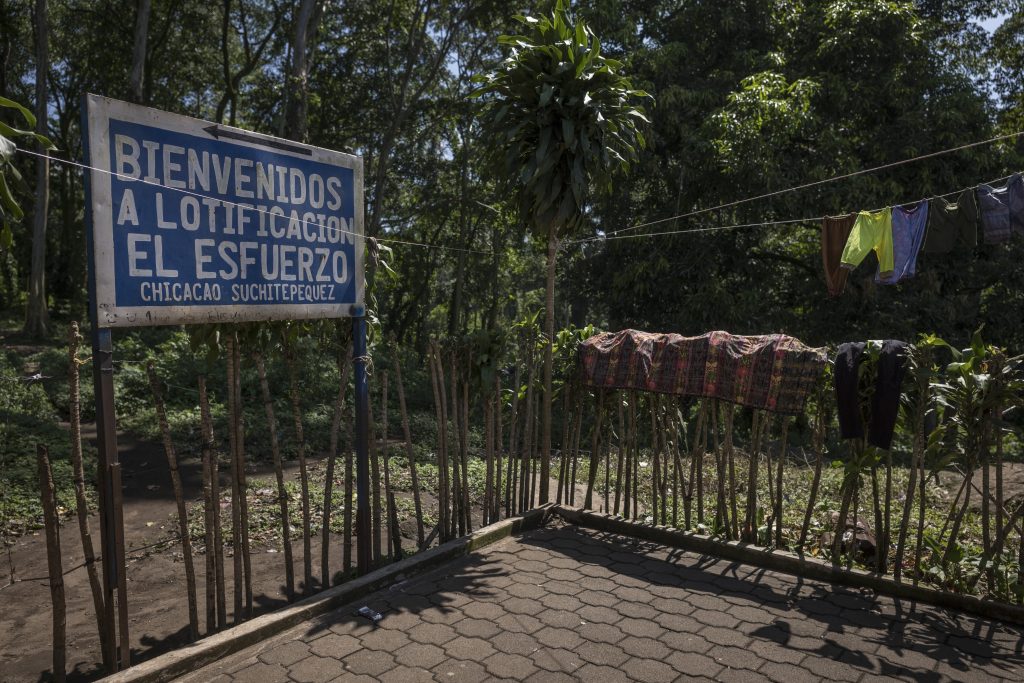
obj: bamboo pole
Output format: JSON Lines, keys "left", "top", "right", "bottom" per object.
{"left": 394, "top": 356, "right": 425, "bottom": 547}
{"left": 67, "top": 323, "right": 108, "bottom": 656}
{"left": 494, "top": 374, "right": 503, "bottom": 522}
{"left": 343, "top": 390, "right": 355, "bottom": 572}
{"left": 622, "top": 394, "right": 633, "bottom": 519}
{"left": 322, "top": 345, "right": 351, "bottom": 587}
{"left": 505, "top": 361, "right": 520, "bottom": 517}
{"left": 520, "top": 339, "right": 537, "bottom": 513}
{"left": 725, "top": 405, "right": 738, "bottom": 540}
{"left": 567, "top": 391, "right": 583, "bottom": 507}
{"left": 233, "top": 341, "right": 252, "bottom": 616}
{"left": 614, "top": 394, "right": 626, "bottom": 515}
{"left": 381, "top": 372, "right": 403, "bottom": 560}
{"left": 197, "top": 377, "right": 217, "bottom": 630}
{"left": 583, "top": 391, "right": 606, "bottom": 510}
{"left": 485, "top": 395, "right": 494, "bottom": 526}
{"left": 253, "top": 354, "right": 294, "bottom": 600}
{"left": 198, "top": 376, "right": 226, "bottom": 629}
{"left": 283, "top": 341, "right": 313, "bottom": 594}
{"left": 147, "top": 363, "right": 199, "bottom": 641}
{"left": 686, "top": 401, "right": 706, "bottom": 531}
{"left": 448, "top": 353, "right": 463, "bottom": 536}
{"left": 871, "top": 464, "right": 884, "bottom": 573}
{"left": 461, "top": 367, "right": 472, "bottom": 530}
{"left": 799, "top": 399, "right": 827, "bottom": 553}
{"left": 744, "top": 410, "right": 761, "bottom": 543}
{"left": 912, "top": 449, "right": 927, "bottom": 585}
{"left": 37, "top": 445, "right": 66, "bottom": 683}
{"left": 529, "top": 369, "right": 540, "bottom": 510}
{"left": 711, "top": 401, "right": 729, "bottom": 535}
{"left": 650, "top": 395, "right": 661, "bottom": 524}
{"left": 368, "top": 395, "right": 382, "bottom": 562}
{"left": 225, "top": 335, "right": 243, "bottom": 621}
{"left": 774, "top": 417, "right": 790, "bottom": 548}
{"left": 557, "top": 385, "right": 571, "bottom": 506}
{"left": 428, "top": 344, "right": 451, "bottom": 543}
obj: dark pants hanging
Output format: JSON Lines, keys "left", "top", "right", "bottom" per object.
{"left": 834, "top": 340, "right": 908, "bottom": 450}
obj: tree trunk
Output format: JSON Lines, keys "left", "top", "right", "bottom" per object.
{"left": 129, "top": 0, "right": 151, "bottom": 103}
{"left": 24, "top": 0, "right": 50, "bottom": 338}
{"left": 37, "top": 445, "right": 66, "bottom": 683}
{"left": 541, "top": 228, "right": 557, "bottom": 503}
{"left": 283, "top": 0, "right": 318, "bottom": 141}
{"left": 283, "top": 342, "right": 312, "bottom": 593}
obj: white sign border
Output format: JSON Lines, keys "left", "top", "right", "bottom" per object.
{"left": 84, "top": 93, "right": 365, "bottom": 328}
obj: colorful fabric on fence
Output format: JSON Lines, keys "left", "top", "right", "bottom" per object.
{"left": 578, "top": 329, "right": 827, "bottom": 415}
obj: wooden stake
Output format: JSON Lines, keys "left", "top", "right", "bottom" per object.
{"left": 37, "top": 444, "right": 66, "bottom": 683}
{"left": 233, "top": 341, "right": 252, "bottom": 616}
{"left": 283, "top": 341, "right": 313, "bottom": 594}
{"left": 147, "top": 363, "right": 199, "bottom": 641}
{"left": 225, "top": 335, "right": 243, "bottom": 621}
{"left": 583, "top": 391, "right": 605, "bottom": 510}
{"left": 322, "top": 345, "right": 352, "bottom": 586}
{"left": 67, "top": 323, "right": 108, "bottom": 657}
{"left": 505, "top": 361, "right": 520, "bottom": 518}
{"left": 494, "top": 375, "right": 503, "bottom": 523}
{"left": 394, "top": 356, "right": 425, "bottom": 547}
{"left": 428, "top": 345, "right": 450, "bottom": 543}
{"left": 614, "top": 395, "right": 626, "bottom": 515}
{"left": 460, "top": 365, "right": 472, "bottom": 531}
{"left": 381, "top": 372, "right": 402, "bottom": 559}
{"left": 775, "top": 417, "right": 790, "bottom": 549}
{"left": 368, "top": 395, "right": 382, "bottom": 562}
{"left": 198, "top": 376, "right": 226, "bottom": 628}
{"left": 725, "top": 405, "right": 738, "bottom": 540}
{"left": 254, "top": 354, "right": 294, "bottom": 600}
{"left": 197, "top": 376, "right": 217, "bottom": 630}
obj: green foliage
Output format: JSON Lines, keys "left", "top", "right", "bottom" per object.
{"left": 0, "top": 95, "right": 55, "bottom": 251}
{"left": 474, "top": 0, "right": 650, "bottom": 237}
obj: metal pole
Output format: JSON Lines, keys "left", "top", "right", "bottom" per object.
{"left": 353, "top": 313, "right": 372, "bottom": 574}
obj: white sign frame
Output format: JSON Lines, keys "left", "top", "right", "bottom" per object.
{"left": 83, "top": 94, "right": 365, "bottom": 328}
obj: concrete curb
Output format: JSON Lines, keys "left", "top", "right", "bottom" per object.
{"left": 551, "top": 505, "right": 1024, "bottom": 627}
{"left": 100, "top": 505, "right": 550, "bottom": 683}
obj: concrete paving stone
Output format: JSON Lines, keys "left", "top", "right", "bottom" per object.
{"left": 534, "top": 625, "right": 583, "bottom": 650}
{"left": 616, "top": 615, "right": 665, "bottom": 640}
{"left": 748, "top": 637, "right": 805, "bottom": 664}
{"left": 948, "top": 633, "right": 1000, "bottom": 658}
{"left": 229, "top": 662, "right": 290, "bottom": 683}
{"left": 419, "top": 607, "right": 465, "bottom": 626}
{"left": 429, "top": 590, "right": 474, "bottom": 609}
{"left": 711, "top": 575, "right": 757, "bottom": 595}
{"left": 659, "top": 630, "right": 713, "bottom": 654}
{"left": 506, "top": 582, "right": 547, "bottom": 600}
{"left": 706, "top": 644, "right": 762, "bottom": 671}
{"left": 393, "top": 642, "right": 447, "bottom": 669}
{"left": 618, "top": 635, "right": 671, "bottom": 659}
{"left": 615, "top": 600, "right": 661, "bottom": 620}
{"left": 502, "top": 596, "right": 546, "bottom": 616}
{"left": 663, "top": 651, "right": 724, "bottom": 679}
{"left": 460, "top": 600, "right": 506, "bottom": 620}
{"left": 543, "top": 580, "right": 583, "bottom": 596}
{"left": 376, "top": 665, "right": 435, "bottom": 683}
{"left": 523, "top": 669, "right": 575, "bottom": 683}
{"left": 577, "top": 604, "right": 623, "bottom": 624}
{"left": 340, "top": 649, "right": 396, "bottom": 677}
{"left": 608, "top": 550, "right": 646, "bottom": 565}
{"left": 649, "top": 596, "right": 694, "bottom": 615}
{"left": 431, "top": 659, "right": 490, "bottom": 683}
{"left": 530, "top": 647, "right": 582, "bottom": 674}
{"left": 482, "top": 652, "right": 538, "bottom": 679}
{"left": 287, "top": 654, "right": 347, "bottom": 683}
{"left": 517, "top": 549, "right": 553, "bottom": 563}
{"left": 576, "top": 589, "right": 620, "bottom": 607}
{"left": 442, "top": 636, "right": 497, "bottom": 661}
{"left": 407, "top": 622, "right": 459, "bottom": 645}
{"left": 307, "top": 633, "right": 361, "bottom": 659}
{"left": 514, "top": 559, "right": 551, "bottom": 574}
{"left": 728, "top": 604, "right": 777, "bottom": 625}
{"left": 714, "top": 667, "right": 771, "bottom": 683}
{"left": 798, "top": 650, "right": 863, "bottom": 681}
{"left": 621, "top": 657, "right": 680, "bottom": 683}
{"left": 536, "top": 608, "right": 583, "bottom": 629}
{"left": 575, "top": 663, "right": 630, "bottom": 683}
{"left": 452, "top": 617, "right": 502, "bottom": 640}
{"left": 538, "top": 593, "right": 582, "bottom": 611}
{"left": 609, "top": 567, "right": 652, "bottom": 585}
{"left": 687, "top": 592, "right": 736, "bottom": 613}
{"left": 691, "top": 607, "right": 741, "bottom": 629}
{"left": 701, "top": 625, "right": 752, "bottom": 648}
{"left": 359, "top": 626, "right": 412, "bottom": 652}
{"left": 258, "top": 641, "right": 312, "bottom": 667}
{"left": 575, "top": 639, "right": 630, "bottom": 667}
{"left": 546, "top": 556, "right": 579, "bottom": 570}
{"left": 489, "top": 631, "right": 541, "bottom": 656}
{"left": 509, "top": 571, "right": 548, "bottom": 586}
{"left": 543, "top": 567, "right": 580, "bottom": 582}
{"left": 757, "top": 661, "right": 821, "bottom": 683}
{"left": 576, "top": 562, "right": 617, "bottom": 579}
{"left": 576, "top": 622, "right": 625, "bottom": 644}
{"left": 495, "top": 612, "right": 544, "bottom": 635}
{"left": 653, "top": 611, "right": 703, "bottom": 633}
{"left": 380, "top": 609, "right": 433, "bottom": 631}
{"left": 612, "top": 585, "right": 654, "bottom": 604}
{"left": 577, "top": 575, "right": 618, "bottom": 592}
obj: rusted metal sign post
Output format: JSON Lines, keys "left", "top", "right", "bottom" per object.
{"left": 81, "top": 94, "right": 367, "bottom": 671}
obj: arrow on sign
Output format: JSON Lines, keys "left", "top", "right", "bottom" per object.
{"left": 203, "top": 125, "right": 313, "bottom": 156}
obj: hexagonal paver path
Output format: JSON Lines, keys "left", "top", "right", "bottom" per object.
{"left": 177, "top": 522, "right": 1024, "bottom": 682}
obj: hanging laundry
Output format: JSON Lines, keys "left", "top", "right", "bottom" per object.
{"left": 922, "top": 188, "right": 978, "bottom": 254}
{"left": 821, "top": 213, "right": 856, "bottom": 296}
{"left": 840, "top": 208, "right": 894, "bottom": 279}
{"left": 977, "top": 173, "right": 1024, "bottom": 244}
{"left": 876, "top": 201, "right": 928, "bottom": 284}
{"left": 834, "top": 340, "right": 908, "bottom": 451}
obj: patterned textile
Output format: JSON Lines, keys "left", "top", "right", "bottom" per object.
{"left": 578, "top": 329, "right": 827, "bottom": 415}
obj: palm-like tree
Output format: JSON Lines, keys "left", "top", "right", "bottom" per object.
{"left": 474, "top": 0, "right": 650, "bottom": 504}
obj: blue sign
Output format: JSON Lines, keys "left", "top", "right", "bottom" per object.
{"left": 84, "top": 95, "right": 364, "bottom": 327}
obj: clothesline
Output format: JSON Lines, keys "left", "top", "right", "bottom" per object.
{"left": 588, "top": 129, "right": 1024, "bottom": 241}
{"left": 568, "top": 172, "right": 1018, "bottom": 245}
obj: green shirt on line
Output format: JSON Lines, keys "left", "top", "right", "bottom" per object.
{"left": 840, "top": 208, "right": 894, "bottom": 279}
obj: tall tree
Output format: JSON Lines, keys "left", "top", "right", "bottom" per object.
{"left": 129, "top": 0, "right": 152, "bottom": 103}
{"left": 24, "top": 0, "right": 50, "bottom": 337}
{"left": 283, "top": 0, "right": 321, "bottom": 141}
{"left": 475, "top": 0, "right": 649, "bottom": 504}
